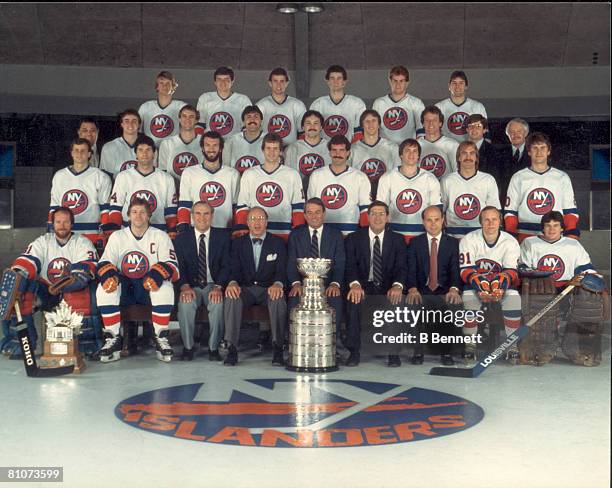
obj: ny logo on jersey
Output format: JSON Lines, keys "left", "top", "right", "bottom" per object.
{"left": 537, "top": 254, "right": 565, "bottom": 281}
{"left": 383, "top": 107, "right": 408, "bottom": 130}
{"left": 361, "top": 159, "right": 387, "bottom": 182}
{"left": 131, "top": 191, "right": 158, "bottom": 213}
{"left": 323, "top": 116, "right": 349, "bottom": 138}
{"left": 396, "top": 189, "right": 423, "bottom": 215}
{"left": 151, "top": 115, "right": 174, "bottom": 138}
{"left": 256, "top": 182, "right": 284, "bottom": 207}
{"left": 475, "top": 259, "right": 501, "bottom": 274}
{"left": 47, "top": 258, "right": 71, "bottom": 284}
{"left": 199, "top": 182, "right": 226, "bottom": 208}
{"left": 173, "top": 152, "right": 198, "bottom": 176}
{"left": 321, "top": 184, "right": 348, "bottom": 210}
{"left": 420, "top": 154, "right": 446, "bottom": 179}
{"left": 121, "top": 251, "right": 150, "bottom": 279}
{"left": 209, "top": 112, "right": 234, "bottom": 136}
{"left": 120, "top": 160, "right": 138, "bottom": 172}
{"left": 448, "top": 112, "right": 468, "bottom": 136}
{"left": 298, "top": 154, "right": 324, "bottom": 176}
{"left": 268, "top": 115, "right": 292, "bottom": 139}
{"left": 235, "top": 156, "right": 261, "bottom": 174}
{"left": 453, "top": 194, "right": 481, "bottom": 220}
{"left": 527, "top": 188, "right": 555, "bottom": 215}
{"left": 61, "top": 189, "right": 89, "bottom": 215}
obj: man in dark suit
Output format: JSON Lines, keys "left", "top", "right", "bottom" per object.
{"left": 345, "top": 201, "right": 407, "bottom": 367}
{"left": 288, "top": 197, "right": 345, "bottom": 331}
{"left": 501, "top": 118, "right": 530, "bottom": 205}
{"left": 407, "top": 205, "right": 462, "bottom": 366}
{"left": 224, "top": 207, "right": 288, "bottom": 366}
{"left": 175, "top": 201, "right": 231, "bottom": 361}
{"left": 466, "top": 114, "right": 500, "bottom": 181}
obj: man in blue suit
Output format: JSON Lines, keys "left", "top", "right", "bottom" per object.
{"left": 345, "top": 201, "right": 407, "bottom": 367}
{"left": 406, "top": 205, "right": 462, "bottom": 366}
{"left": 175, "top": 201, "right": 231, "bottom": 361}
{"left": 287, "top": 197, "right": 345, "bottom": 333}
{"left": 224, "top": 207, "right": 288, "bottom": 366}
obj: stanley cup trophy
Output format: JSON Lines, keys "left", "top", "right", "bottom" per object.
{"left": 286, "top": 258, "right": 338, "bottom": 373}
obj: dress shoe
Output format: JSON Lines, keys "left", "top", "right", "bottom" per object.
{"left": 272, "top": 344, "right": 284, "bottom": 366}
{"left": 410, "top": 353, "right": 424, "bottom": 365}
{"left": 387, "top": 355, "right": 402, "bottom": 367}
{"left": 345, "top": 351, "right": 360, "bottom": 367}
{"left": 441, "top": 354, "right": 454, "bottom": 366}
{"left": 208, "top": 349, "right": 222, "bottom": 362}
{"left": 224, "top": 345, "right": 238, "bottom": 366}
{"left": 180, "top": 347, "right": 194, "bottom": 361}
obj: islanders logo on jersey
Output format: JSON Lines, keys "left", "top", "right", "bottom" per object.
{"left": 537, "top": 254, "right": 565, "bottom": 281}
{"left": 360, "top": 159, "right": 387, "bottom": 182}
{"left": 420, "top": 154, "right": 446, "bottom": 178}
{"left": 448, "top": 112, "right": 468, "bottom": 136}
{"left": 453, "top": 194, "right": 481, "bottom": 220}
{"left": 120, "top": 160, "right": 138, "bottom": 172}
{"left": 298, "top": 153, "right": 325, "bottom": 176}
{"left": 268, "top": 115, "right": 292, "bottom": 139}
{"left": 150, "top": 115, "right": 174, "bottom": 139}
{"left": 121, "top": 251, "right": 150, "bottom": 279}
{"left": 256, "top": 182, "right": 283, "bottom": 207}
{"left": 199, "top": 182, "right": 226, "bottom": 208}
{"left": 209, "top": 112, "right": 234, "bottom": 136}
{"left": 383, "top": 107, "right": 408, "bottom": 130}
{"left": 476, "top": 258, "right": 502, "bottom": 274}
{"left": 527, "top": 188, "right": 555, "bottom": 215}
{"left": 235, "top": 156, "right": 261, "bottom": 174}
{"left": 172, "top": 152, "right": 198, "bottom": 176}
{"left": 396, "top": 189, "right": 423, "bottom": 215}
{"left": 130, "top": 191, "right": 158, "bottom": 213}
{"left": 321, "top": 184, "right": 348, "bottom": 210}
{"left": 61, "top": 189, "right": 89, "bottom": 216}
{"left": 115, "top": 378, "right": 484, "bottom": 448}
{"left": 46, "top": 258, "right": 71, "bottom": 284}
{"left": 324, "top": 115, "right": 349, "bottom": 138}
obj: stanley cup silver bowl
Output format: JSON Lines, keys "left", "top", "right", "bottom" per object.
{"left": 286, "top": 258, "right": 338, "bottom": 373}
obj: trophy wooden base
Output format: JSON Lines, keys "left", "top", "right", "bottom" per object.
{"left": 40, "top": 338, "right": 86, "bottom": 374}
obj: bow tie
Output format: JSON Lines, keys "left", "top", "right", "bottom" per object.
{"left": 252, "top": 238, "right": 262, "bottom": 245}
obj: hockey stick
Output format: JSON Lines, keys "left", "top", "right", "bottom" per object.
{"left": 429, "top": 280, "right": 580, "bottom": 378}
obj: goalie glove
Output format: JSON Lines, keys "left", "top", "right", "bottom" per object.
{"left": 62, "top": 263, "right": 94, "bottom": 293}
{"left": 468, "top": 273, "right": 492, "bottom": 302}
{"left": 98, "top": 262, "right": 119, "bottom": 293}
{"left": 143, "top": 262, "right": 174, "bottom": 292}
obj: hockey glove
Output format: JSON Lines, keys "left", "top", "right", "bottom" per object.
{"left": 490, "top": 272, "right": 511, "bottom": 301}
{"left": 468, "top": 273, "right": 492, "bottom": 302}
{"left": 98, "top": 262, "right": 119, "bottom": 293}
{"left": 143, "top": 263, "right": 174, "bottom": 292}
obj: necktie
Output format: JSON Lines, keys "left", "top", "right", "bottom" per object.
{"left": 252, "top": 238, "right": 262, "bottom": 244}
{"left": 310, "top": 229, "right": 319, "bottom": 258}
{"left": 428, "top": 237, "right": 438, "bottom": 291}
{"left": 512, "top": 148, "right": 520, "bottom": 165}
{"left": 372, "top": 235, "right": 383, "bottom": 285}
{"left": 198, "top": 234, "right": 208, "bottom": 287}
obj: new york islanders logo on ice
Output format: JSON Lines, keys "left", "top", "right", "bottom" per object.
{"left": 61, "top": 189, "right": 89, "bottom": 215}
{"left": 396, "top": 189, "right": 423, "bottom": 214}
{"left": 537, "top": 254, "right": 565, "bottom": 280}
{"left": 150, "top": 115, "right": 174, "bottom": 138}
{"left": 47, "top": 258, "right": 71, "bottom": 284}
{"left": 172, "top": 152, "right": 198, "bottom": 176}
{"left": 383, "top": 107, "right": 408, "bottom": 130}
{"left": 116, "top": 379, "right": 484, "bottom": 448}
{"left": 199, "top": 182, "right": 226, "bottom": 207}
{"left": 268, "top": 115, "right": 292, "bottom": 139}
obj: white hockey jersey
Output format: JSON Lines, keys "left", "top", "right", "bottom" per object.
{"left": 223, "top": 131, "right": 265, "bottom": 175}
{"left": 50, "top": 166, "right": 112, "bottom": 234}
{"left": 441, "top": 171, "right": 500, "bottom": 238}
{"left": 419, "top": 136, "right": 459, "bottom": 179}
{"left": 372, "top": 93, "right": 425, "bottom": 144}
{"left": 310, "top": 94, "right": 366, "bottom": 140}
{"left": 520, "top": 235, "right": 594, "bottom": 285}
{"left": 178, "top": 164, "right": 240, "bottom": 229}
{"left": 14, "top": 233, "right": 97, "bottom": 286}
{"left": 109, "top": 167, "right": 177, "bottom": 231}
{"left": 350, "top": 137, "right": 399, "bottom": 184}
{"left": 138, "top": 99, "right": 187, "bottom": 147}
{"left": 459, "top": 230, "right": 520, "bottom": 283}
{"left": 196, "top": 91, "right": 252, "bottom": 138}
{"left": 505, "top": 167, "right": 578, "bottom": 237}
{"left": 157, "top": 133, "right": 202, "bottom": 181}
{"left": 235, "top": 164, "right": 304, "bottom": 236}
{"left": 435, "top": 97, "right": 487, "bottom": 142}
{"left": 256, "top": 95, "right": 307, "bottom": 144}
{"left": 100, "top": 136, "right": 138, "bottom": 177}
{"left": 284, "top": 139, "right": 331, "bottom": 180}
{"left": 307, "top": 165, "right": 371, "bottom": 235}
{"left": 376, "top": 168, "right": 441, "bottom": 239}
{"left": 100, "top": 226, "right": 178, "bottom": 281}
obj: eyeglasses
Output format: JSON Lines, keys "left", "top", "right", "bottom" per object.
{"left": 247, "top": 216, "right": 267, "bottom": 222}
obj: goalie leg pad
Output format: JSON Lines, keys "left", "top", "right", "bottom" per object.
{"left": 63, "top": 288, "right": 92, "bottom": 316}
{"left": 562, "top": 287, "right": 605, "bottom": 367}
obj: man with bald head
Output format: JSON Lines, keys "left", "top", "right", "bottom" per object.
{"left": 406, "top": 205, "right": 462, "bottom": 365}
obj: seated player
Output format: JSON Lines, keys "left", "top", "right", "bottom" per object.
{"left": 96, "top": 198, "right": 179, "bottom": 363}
{"left": 2, "top": 208, "right": 99, "bottom": 358}
{"left": 459, "top": 206, "right": 522, "bottom": 363}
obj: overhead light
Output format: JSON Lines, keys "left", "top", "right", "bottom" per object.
{"left": 301, "top": 3, "right": 323, "bottom": 13}
{"left": 277, "top": 3, "right": 299, "bottom": 14}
